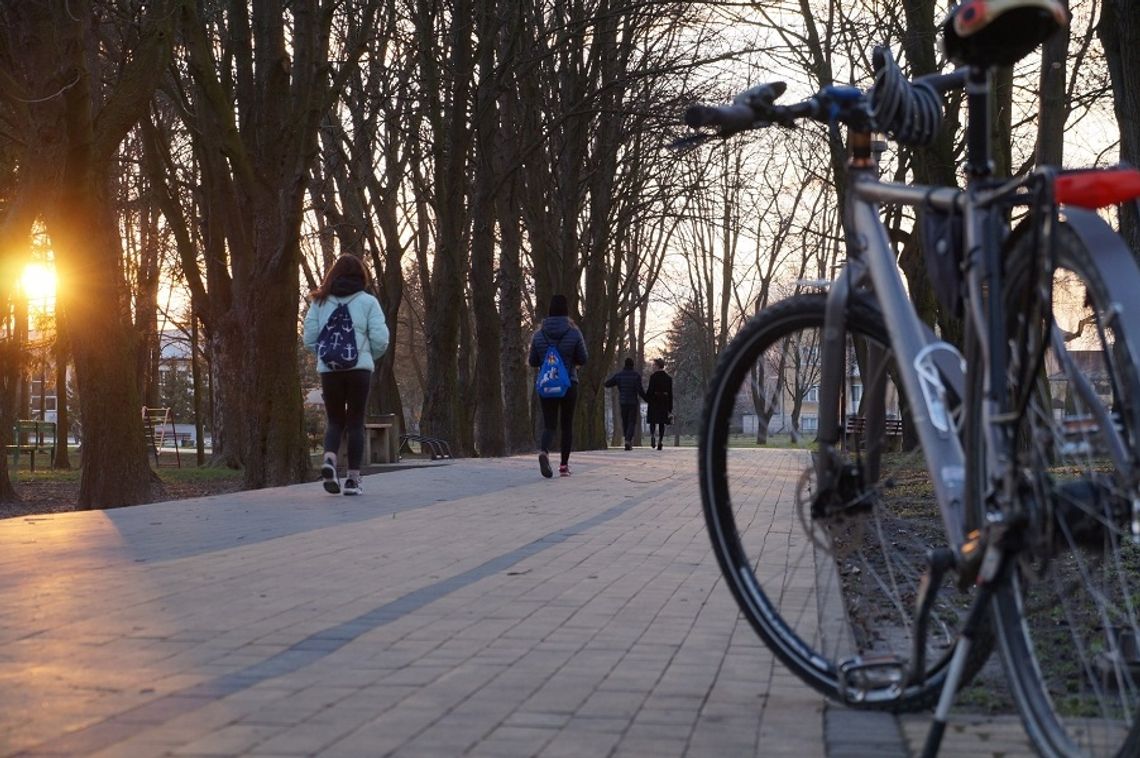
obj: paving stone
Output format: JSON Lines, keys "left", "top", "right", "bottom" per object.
{"left": 0, "top": 451, "right": 1043, "bottom": 757}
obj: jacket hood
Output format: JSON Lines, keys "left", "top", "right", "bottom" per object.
{"left": 541, "top": 315, "right": 572, "bottom": 338}
{"left": 330, "top": 274, "right": 366, "bottom": 297}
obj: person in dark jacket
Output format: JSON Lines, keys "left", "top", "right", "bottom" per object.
{"left": 646, "top": 358, "right": 673, "bottom": 451}
{"left": 605, "top": 357, "right": 648, "bottom": 451}
{"left": 528, "top": 294, "right": 588, "bottom": 478}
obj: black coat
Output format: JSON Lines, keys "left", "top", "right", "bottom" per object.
{"left": 646, "top": 370, "right": 673, "bottom": 424}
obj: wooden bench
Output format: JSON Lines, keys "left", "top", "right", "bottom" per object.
{"left": 364, "top": 420, "right": 397, "bottom": 464}
{"left": 338, "top": 414, "right": 399, "bottom": 465}
{"left": 8, "top": 420, "right": 56, "bottom": 472}
{"left": 845, "top": 414, "right": 903, "bottom": 452}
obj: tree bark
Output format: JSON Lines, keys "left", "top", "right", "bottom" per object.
{"left": 468, "top": 0, "right": 506, "bottom": 457}
{"left": 15, "top": 0, "right": 175, "bottom": 508}
{"left": 1100, "top": 0, "right": 1140, "bottom": 252}
{"left": 1037, "top": 0, "right": 1070, "bottom": 167}
{"left": 417, "top": 0, "right": 474, "bottom": 455}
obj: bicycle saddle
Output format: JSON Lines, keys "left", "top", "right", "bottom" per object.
{"left": 942, "top": 0, "right": 1068, "bottom": 67}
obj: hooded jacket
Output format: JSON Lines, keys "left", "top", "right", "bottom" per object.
{"left": 528, "top": 316, "right": 587, "bottom": 384}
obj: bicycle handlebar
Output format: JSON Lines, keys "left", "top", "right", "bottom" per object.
{"left": 682, "top": 48, "right": 970, "bottom": 148}
{"left": 683, "top": 82, "right": 799, "bottom": 136}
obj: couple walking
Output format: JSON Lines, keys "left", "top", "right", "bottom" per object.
{"left": 605, "top": 357, "right": 673, "bottom": 450}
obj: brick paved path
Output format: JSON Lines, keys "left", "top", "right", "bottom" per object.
{"left": 0, "top": 448, "right": 1038, "bottom": 757}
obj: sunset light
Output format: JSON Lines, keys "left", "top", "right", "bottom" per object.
{"left": 21, "top": 262, "right": 57, "bottom": 303}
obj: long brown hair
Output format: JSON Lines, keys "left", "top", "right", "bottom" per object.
{"left": 309, "top": 254, "right": 371, "bottom": 302}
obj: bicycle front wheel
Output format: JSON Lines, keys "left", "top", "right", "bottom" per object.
{"left": 699, "top": 294, "right": 981, "bottom": 711}
{"left": 979, "top": 221, "right": 1140, "bottom": 757}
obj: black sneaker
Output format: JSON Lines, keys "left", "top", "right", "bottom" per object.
{"left": 624, "top": 442, "right": 632, "bottom": 451}
{"left": 538, "top": 452, "right": 553, "bottom": 479}
{"left": 321, "top": 461, "right": 340, "bottom": 494}
{"left": 343, "top": 478, "right": 361, "bottom": 496}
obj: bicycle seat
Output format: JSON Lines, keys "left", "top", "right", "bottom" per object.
{"left": 942, "top": 0, "right": 1067, "bottom": 67}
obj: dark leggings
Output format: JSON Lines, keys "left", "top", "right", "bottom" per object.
{"left": 321, "top": 369, "right": 372, "bottom": 469}
{"left": 651, "top": 422, "right": 665, "bottom": 441}
{"left": 539, "top": 383, "right": 578, "bottom": 466}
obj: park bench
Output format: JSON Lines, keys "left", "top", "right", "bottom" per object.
{"left": 338, "top": 413, "right": 400, "bottom": 464}
{"left": 8, "top": 419, "right": 56, "bottom": 472}
{"left": 845, "top": 414, "right": 904, "bottom": 452}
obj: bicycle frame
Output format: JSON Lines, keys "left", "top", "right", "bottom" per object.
{"left": 813, "top": 64, "right": 1140, "bottom": 564}
{"left": 812, "top": 68, "right": 1012, "bottom": 558}
{"left": 814, "top": 167, "right": 979, "bottom": 552}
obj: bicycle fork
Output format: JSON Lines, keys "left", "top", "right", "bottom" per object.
{"left": 919, "top": 522, "right": 1011, "bottom": 757}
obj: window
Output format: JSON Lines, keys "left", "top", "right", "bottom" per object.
{"left": 850, "top": 383, "right": 863, "bottom": 405}
{"left": 804, "top": 385, "right": 820, "bottom": 403}
{"left": 800, "top": 414, "right": 819, "bottom": 432}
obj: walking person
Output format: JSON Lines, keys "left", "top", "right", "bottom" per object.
{"left": 646, "top": 358, "right": 673, "bottom": 451}
{"left": 605, "top": 357, "right": 648, "bottom": 451}
{"left": 529, "top": 294, "right": 588, "bottom": 478}
{"left": 303, "top": 254, "right": 389, "bottom": 495}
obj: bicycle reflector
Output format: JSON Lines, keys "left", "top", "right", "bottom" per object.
{"left": 1055, "top": 168, "right": 1140, "bottom": 210}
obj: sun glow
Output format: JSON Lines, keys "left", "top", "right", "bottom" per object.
{"left": 21, "top": 262, "right": 57, "bottom": 304}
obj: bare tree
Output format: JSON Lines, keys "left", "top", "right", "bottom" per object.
{"left": 1100, "top": 0, "right": 1140, "bottom": 252}
{"left": 0, "top": 0, "right": 175, "bottom": 508}
{"left": 165, "top": 0, "right": 379, "bottom": 487}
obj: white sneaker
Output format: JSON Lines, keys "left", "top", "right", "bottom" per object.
{"left": 321, "top": 461, "right": 340, "bottom": 494}
{"left": 343, "top": 478, "right": 361, "bottom": 496}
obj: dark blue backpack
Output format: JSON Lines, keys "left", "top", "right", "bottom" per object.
{"left": 535, "top": 331, "right": 572, "bottom": 398}
{"left": 317, "top": 300, "right": 359, "bottom": 370}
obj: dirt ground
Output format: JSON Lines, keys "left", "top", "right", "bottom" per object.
{"left": 0, "top": 476, "right": 245, "bottom": 521}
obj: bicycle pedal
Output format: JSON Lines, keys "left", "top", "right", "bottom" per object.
{"left": 837, "top": 655, "right": 908, "bottom": 704}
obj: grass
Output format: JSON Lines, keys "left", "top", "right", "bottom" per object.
{"left": 668, "top": 433, "right": 816, "bottom": 449}
{"left": 6, "top": 447, "right": 243, "bottom": 487}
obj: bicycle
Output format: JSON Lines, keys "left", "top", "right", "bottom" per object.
{"left": 686, "top": 3, "right": 1140, "bottom": 756}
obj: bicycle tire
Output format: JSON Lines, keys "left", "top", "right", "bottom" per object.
{"left": 699, "top": 293, "right": 987, "bottom": 711}
{"left": 971, "top": 221, "right": 1140, "bottom": 757}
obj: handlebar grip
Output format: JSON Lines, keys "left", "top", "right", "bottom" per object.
{"left": 683, "top": 103, "right": 761, "bottom": 133}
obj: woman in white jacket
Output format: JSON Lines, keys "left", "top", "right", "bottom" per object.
{"left": 302, "top": 255, "right": 389, "bottom": 495}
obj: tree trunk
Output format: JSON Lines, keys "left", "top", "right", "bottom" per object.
{"left": 49, "top": 185, "right": 158, "bottom": 507}
{"left": 900, "top": 0, "right": 965, "bottom": 345}
{"left": 37, "top": 1, "right": 173, "bottom": 507}
{"left": 233, "top": 256, "right": 309, "bottom": 486}
{"left": 468, "top": 0, "right": 506, "bottom": 457}
{"left": 1100, "top": 1, "right": 1140, "bottom": 252}
{"left": 1037, "top": 0, "right": 1070, "bottom": 167}
{"left": 417, "top": 0, "right": 473, "bottom": 455}
{"left": 52, "top": 307, "right": 72, "bottom": 470}
{"left": 497, "top": 172, "right": 532, "bottom": 454}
